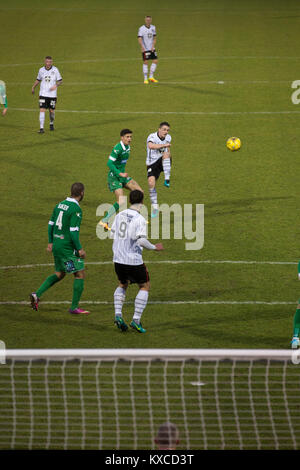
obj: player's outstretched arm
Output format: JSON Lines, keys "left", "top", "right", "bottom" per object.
{"left": 137, "top": 238, "right": 164, "bottom": 251}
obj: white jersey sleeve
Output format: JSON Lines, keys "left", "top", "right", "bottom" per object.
{"left": 55, "top": 67, "right": 62, "bottom": 82}
{"left": 37, "top": 67, "right": 43, "bottom": 81}
{"left": 146, "top": 132, "right": 171, "bottom": 166}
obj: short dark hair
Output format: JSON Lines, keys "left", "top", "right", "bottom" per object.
{"left": 120, "top": 129, "right": 132, "bottom": 137}
{"left": 159, "top": 121, "right": 170, "bottom": 128}
{"left": 71, "top": 182, "right": 85, "bottom": 197}
{"left": 156, "top": 422, "right": 179, "bottom": 448}
{"left": 45, "top": 56, "right": 52, "bottom": 60}
{"left": 129, "top": 190, "right": 144, "bottom": 205}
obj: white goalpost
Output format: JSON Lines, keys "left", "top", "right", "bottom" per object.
{"left": 0, "top": 349, "right": 299, "bottom": 450}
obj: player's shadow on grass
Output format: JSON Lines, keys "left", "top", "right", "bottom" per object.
{"left": 167, "top": 318, "right": 287, "bottom": 348}
{"left": 6, "top": 307, "right": 112, "bottom": 333}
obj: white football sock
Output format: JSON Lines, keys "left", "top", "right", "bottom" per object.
{"left": 149, "top": 187, "right": 158, "bottom": 205}
{"left": 149, "top": 63, "right": 157, "bottom": 78}
{"left": 133, "top": 290, "right": 149, "bottom": 324}
{"left": 114, "top": 286, "right": 126, "bottom": 317}
{"left": 39, "top": 112, "right": 45, "bottom": 129}
{"left": 162, "top": 158, "right": 171, "bottom": 180}
{"left": 143, "top": 64, "right": 148, "bottom": 80}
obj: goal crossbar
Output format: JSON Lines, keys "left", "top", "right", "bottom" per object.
{"left": 4, "top": 348, "right": 293, "bottom": 361}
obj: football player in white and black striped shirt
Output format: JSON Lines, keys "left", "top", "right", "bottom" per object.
{"left": 110, "top": 190, "right": 164, "bottom": 333}
{"left": 32, "top": 56, "right": 62, "bottom": 133}
{"left": 146, "top": 122, "right": 172, "bottom": 218}
{"left": 138, "top": 15, "right": 158, "bottom": 84}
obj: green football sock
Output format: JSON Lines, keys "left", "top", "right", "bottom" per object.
{"left": 36, "top": 274, "right": 60, "bottom": 298}
{"left": 293, "top": 307, "right": 300, "bottom": 337}
{"left": 71, "top": 279, "right": 84, "bottom": 310}
{"left": 102, "top": 202, "right": 119, "bottom": 222}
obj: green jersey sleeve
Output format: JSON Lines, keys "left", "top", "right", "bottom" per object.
{"left": 69, "top": 208, "right": 82, "bottom": 251}
{"left": 48, "top": 206, "right": 57, "bottom": 243}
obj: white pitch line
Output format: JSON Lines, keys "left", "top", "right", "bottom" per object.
{"left": 1, "top": 56, "right": 300, "bottom": 67}
{"left": 7, "top": 80, "right": 292, "bottom": 85}
{"left": 0, "top": 260, "right": 297, "bottom": 270}
{"left": 0, "top": 301, "right": 296, "bottom": 306}
{"left": 10, "top": 107, "right": 300, "bottom": 116}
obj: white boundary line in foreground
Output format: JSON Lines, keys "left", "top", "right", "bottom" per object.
{"left": 0, "top": 300, "right": 296, "bottom": 306}
{"left": 10, "top": 107, "right": 300, "bottom": 116}
{"left": 0, "top": 260, "right": 297, "bottom": 270}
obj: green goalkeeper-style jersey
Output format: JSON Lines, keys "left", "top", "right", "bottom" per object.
{"left": 48, "top": 197, "right": 82, "bottom": 254}
{"left": 107, "top": 141, "right": 130, "bottom": 178}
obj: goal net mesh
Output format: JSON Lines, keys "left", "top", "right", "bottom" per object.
{"left": 0, "top": 349, "right": 299, "bottom": 450}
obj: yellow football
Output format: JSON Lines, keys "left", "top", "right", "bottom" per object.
{"left": 226, "top": 137, "right": 241, "bottom": 151}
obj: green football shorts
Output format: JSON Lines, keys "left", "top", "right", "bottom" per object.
{"left": 107, "top": 174, "right": 132, "bottom": 192}
{"left": 53, "top": 253, "right": 85, "bottom": 274}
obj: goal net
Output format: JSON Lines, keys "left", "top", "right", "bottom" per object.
{"left": 0, "top": 349, "right": 299, "bottom": 450}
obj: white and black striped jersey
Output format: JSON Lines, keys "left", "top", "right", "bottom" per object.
{"left": 146, "top": 131, "right": 172, "bottom": 165}
{"left": 138, "top": 24, "right": 156, "bottom": 51}
{"left": 111, "top": 208, "right": 148, "bottom": 265}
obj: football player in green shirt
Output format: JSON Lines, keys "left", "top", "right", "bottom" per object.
{"left": 30, "top": 182, "right": 90, "bottom": 315}
{"left": 99, "top": 129, "right": 143, "bottom": 230}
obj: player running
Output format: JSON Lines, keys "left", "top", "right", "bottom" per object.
{"left": 32, "top": 56, "right": 62, "bottom": 133}
{"left": 30, "top": 182, "right": 89, "bottom": 315}
{"left": 138, "top": 16, "right": 158, "bottom": 84}
{"left": 146, "top": 122, "right": 172, "bottom": 218}
{"left": 110, "top": 190, "right": 164, "bottom": 333}
{"left": 0, "top": 80, "right": 8, "bottom": 116}
{"left": 99, "top": 129, "right": 143, "bottom": 230}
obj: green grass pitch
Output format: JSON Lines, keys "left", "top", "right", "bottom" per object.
{"left": 1, "top": 0, "right": 300, "bottom": 350}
